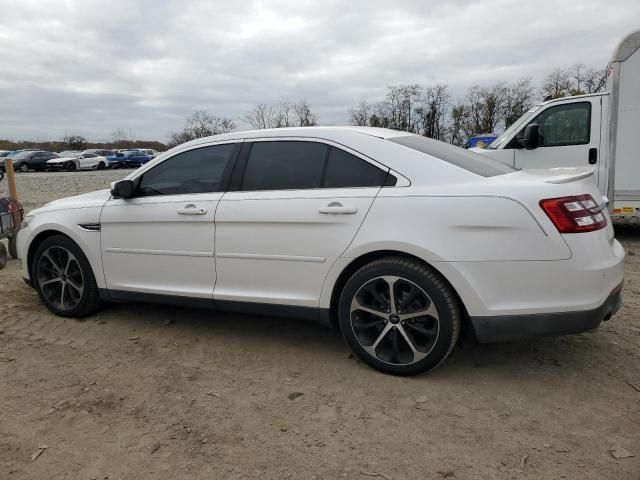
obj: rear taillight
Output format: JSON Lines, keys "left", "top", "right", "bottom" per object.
{"left": 540, "top": 194, "right": 607, "bottom": 233}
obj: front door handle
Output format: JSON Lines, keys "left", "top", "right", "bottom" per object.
{"left": 319, "top": 202, "right": 358, "bottom": 215}
{"left": 588, "top": 147, "right": 598, "bottom": 165}
{"left": 177, "top": 204, "right": 207, "bottom": 215}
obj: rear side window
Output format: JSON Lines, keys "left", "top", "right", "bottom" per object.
{"left": 241, "top": 141, "right": 327, "bottom": 191}
{"left": 388, "top": 135, "right": 514, "bottom": 177}
{"left": 138, "top": 143, "right": 239, "bottom": 196}
{"left": 323, "top": 148, "right": 388, "bottom": 188}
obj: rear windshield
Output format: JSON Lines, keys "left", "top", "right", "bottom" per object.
{"left": 388, "top": 135, "right": 515, "bottom": 177}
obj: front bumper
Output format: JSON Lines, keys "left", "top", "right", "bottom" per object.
{"left": 470, "top": 284, "right": 622, "bottom": 343}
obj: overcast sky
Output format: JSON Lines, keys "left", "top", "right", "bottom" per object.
{"left": 0, "top": 0, "right": 638, "bottom": 142}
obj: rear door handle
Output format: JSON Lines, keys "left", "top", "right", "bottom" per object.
{"left": 177, "top": 204, "right": 207, "bottom": 215}
{"left": 319, "top": 202, "right": 358, "bottom": 215}
{"left": 588, "top": 147, "right": 597, "bottom": 165}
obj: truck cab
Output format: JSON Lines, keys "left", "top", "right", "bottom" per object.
{"left": 476, "top": 29, "right": 640, "bottom": 218}
{"left": 480, "top": 93, "right": 606, "bottom": 181}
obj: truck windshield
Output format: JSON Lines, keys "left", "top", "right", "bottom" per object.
{"left": 488, "top": 104, "right": 542, "bottom": 149}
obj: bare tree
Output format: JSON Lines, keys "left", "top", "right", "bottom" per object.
{"left": 245, "top": 100, "right": 317, "bottom": 129}
{"left": 275, "top": 100, "right": 293, "bottom": 128}
{"left": 293, "top": 101, "right": 318, "bottom": 126}
{"left": 568, "top": 63, "right": 587, "bottom": 95}
{"left": 167, "top": 110, "right": 235, "bottom": 148}
{"left": 584, "top": 67, "right": 607, "bottom": 93}
{"left": 448, "top": 102, "right": 468, "bottom": 146}
{"left": 414, "top": 84, "right": 450, "bottom": 140}
{"left": 542, "top": 68, "right": 572, "bottom": 99}
{"left": 244, "top": 103, "right": 278, "bottom": 129}
{"left": 62, "top": 133, "right": 87, "bottom": 150}
{"left": 504, "top": 78, "right": 535, "bottom": 127}
{"left": 349, "top": 100, "right": 371, "bottom": 126}
{"left": 184, "top": 110, "right": 234, "bottom": 138}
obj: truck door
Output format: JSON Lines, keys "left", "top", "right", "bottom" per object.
{"left": 514, "top": 97, "right": 602, "bottom": 178}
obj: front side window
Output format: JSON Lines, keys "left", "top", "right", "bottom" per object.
{"left": 527, "top": 102, "right": 591, "bottom": 147}
{"left": 241, "top": 141, "right": 327, "bottom": 191}
{"left": 137, "top": 143, "right": 239, "bottom": 196}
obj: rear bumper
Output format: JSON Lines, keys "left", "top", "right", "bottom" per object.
{"left": 470, "top": 285, "right": 622, "bottom": 343}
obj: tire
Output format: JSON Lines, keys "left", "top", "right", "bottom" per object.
{"left": 32, "top": 234, "right": 101, "bottom": 318}
{"left": 65, "top": 161, "right": 77, "bottom": 172}
{"left": 97, "top": 162, "right": 105, "bottom": 170}
{"left": 0, "top": 243, "right": 7, "bottom": 269}
{"left": 8, "top": 235, "right": 17, "bottom": 259}
{"left": 338, "top": 257, "right": 461, "bottom": 376}
{"left": 18, "top": 162, "right": 29, "bottom": 173}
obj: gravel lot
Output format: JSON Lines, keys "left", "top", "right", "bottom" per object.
{"left": 1, "top": 170, "right": 639, "bottom": 480}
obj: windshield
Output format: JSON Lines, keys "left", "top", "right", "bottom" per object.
{"left": 388, "top": 135, "right": 515, "bottom": 177}
{"left": 488, "top": 104, "right": 542, "bottom": 149}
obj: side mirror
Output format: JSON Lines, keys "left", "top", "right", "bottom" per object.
{"left": 111, "top": 179, "right": 135, "bottom": 199}
{"left": 517, "top": 124, "right": 540, "bottom": 149}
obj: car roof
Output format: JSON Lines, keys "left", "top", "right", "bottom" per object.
{"left": 148, "top": 126, "right": 498, "bottom": 186}
{"left": 172, "top": 126, "right": 413, "bottom": 152}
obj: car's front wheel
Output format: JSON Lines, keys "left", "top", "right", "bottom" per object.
{"left": 338, "top": 257, "right": 461, "bottom": 376}
{"left": 65, "top": 161, "right": 77, "bottom": 172}
{"left": 18, "top": 162, "right": 29, "bottom": 172}
{"left": 32, "top": 235, "right": 101, "bottom": 317}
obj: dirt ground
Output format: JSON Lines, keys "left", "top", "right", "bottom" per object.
{"left": 1, "top": 171, "right": 639, "bottom": 480}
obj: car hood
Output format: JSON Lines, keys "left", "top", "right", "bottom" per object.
{"left": 31, "top": 189, "right": 111, "bottom": 214}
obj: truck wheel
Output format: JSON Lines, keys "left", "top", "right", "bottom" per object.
{"left": 0, "top": 243, "right": 7, "bottom": 269}
{"left": 338, "top": 257, "right": 461, "bottom": 376}
{"left": 8, "top": 236, "right": 17, "bottom": 259}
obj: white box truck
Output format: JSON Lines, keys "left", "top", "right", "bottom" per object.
{"left": 475, "top": 30, "right": 640, "bottom": 217}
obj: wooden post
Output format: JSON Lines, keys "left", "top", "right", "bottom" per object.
{"left": 5, "top": 160, "right": 18, "bottom": 200}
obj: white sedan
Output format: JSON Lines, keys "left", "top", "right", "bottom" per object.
{"left": 17, "top": 127, "right": 624, "bottom": 375}
{"left": 46, "top": 152, "right": 108, "bottom": 171}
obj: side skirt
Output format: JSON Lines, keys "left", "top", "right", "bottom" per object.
{"left": 99, "top": 289, "right": 333, "bottom": 328}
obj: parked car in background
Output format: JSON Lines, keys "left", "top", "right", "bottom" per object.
{"left": 57, "top": 150, "right": 82, "bottom": 158}
{"left": 46, "top": 152, "right": 108, "bottom": 171}
{"left": 9, "top": 150, "right": 59, "bottom": 172}
{"left": 138, "top": 149, "right": 159, "bottom": 159}
{"left": 0, "top": 151, "right": 10, "bottom": 158}
{"left": 16, "top": 127, "right": 624, "bottom": 375}
{"left": 0, "top": 149, "right": 40, "bottom": 172}
{"left": 82, "top": 149, "right": 124, "bottom": 168}
{"left": 464, "top": 134, "right": 497, "bottom": 149}
{"left": 114, "top": 149, "right": 152, "bottom": 168}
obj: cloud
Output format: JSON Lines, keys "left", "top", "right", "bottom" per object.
{"left": 0, "top": 0, "right": 638, "bottom": 141}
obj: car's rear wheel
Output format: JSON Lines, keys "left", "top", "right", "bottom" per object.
{"left": 338, "top": 257, "right": 461, "bottom": 375}
{"left": 97, "top": 161, "right": 105, "bottom": 170}
{"left": 32, "top": 235, "right": 101, "bottom": 317}
{"left": 65, "top": 161, "right": 77, "bottom": 172}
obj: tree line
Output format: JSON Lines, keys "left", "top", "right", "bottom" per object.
{"left": 349, "top": 63, "right": 606, "bottom": 145}
{"left": 1, "top": 63, "right": 607, "bottom": 151}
